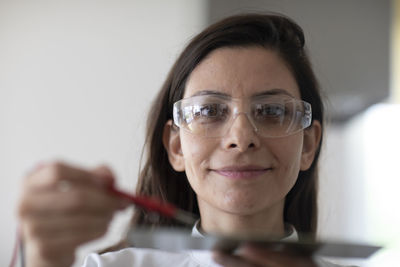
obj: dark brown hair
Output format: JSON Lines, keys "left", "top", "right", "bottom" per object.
{"left": 132, "top": 13, "right": 324, "bottom": 241}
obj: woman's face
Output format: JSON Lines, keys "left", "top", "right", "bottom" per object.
{"left": 167, "top": 46, "right": 317, "bottom": 218}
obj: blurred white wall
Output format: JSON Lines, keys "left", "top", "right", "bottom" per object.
{"left": 318, "top": 104, "right": 400, "bottom": 267}
{"left": 0, "top": 0, "right": 206, "bottom": 265}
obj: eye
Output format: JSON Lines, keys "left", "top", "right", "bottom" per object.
{"left": 192, "top": 103, "right": 228, "bottom": 122}
{"left": 254, "top": 103, "right": 285, "bottom": 118}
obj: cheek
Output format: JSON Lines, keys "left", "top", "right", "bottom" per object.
{"left": 270, "top": 135, "right": 303, "bottom": 182}
{"left": 180, "top": 133, "right": 216, "bottom": 180}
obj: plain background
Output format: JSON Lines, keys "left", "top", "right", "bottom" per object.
{"left": 1, "top": 1, "right": 399, "bottom": 266}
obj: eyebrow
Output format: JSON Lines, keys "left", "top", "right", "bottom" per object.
{"left": 252, "top": 88, "right": 295, "bottom": 98}
{"left": 190, "top": 90, "right": 230, "bottom": 97}
{"left": 190, "top": 88, "right": 295, "bottom": 98}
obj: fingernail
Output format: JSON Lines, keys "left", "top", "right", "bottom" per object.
{"left": 96, "top": 174, "right": 115, "bottom": 187}
{"left": 27, "top": 161, "right": 46, "bottom": 175}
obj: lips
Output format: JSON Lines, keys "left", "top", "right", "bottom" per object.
{"left": 212, "top": 165, "right": 272, "bottom": 179}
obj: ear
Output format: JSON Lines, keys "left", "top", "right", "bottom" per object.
{"left": 300, "top": 120, "right": 322, "bottom": 171}
{"left": 163, "top": 120, "right": 185, "bottom": 172}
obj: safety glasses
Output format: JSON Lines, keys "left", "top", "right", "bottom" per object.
{"left": 173, "top": 94, "right": 312, "bottom": 138}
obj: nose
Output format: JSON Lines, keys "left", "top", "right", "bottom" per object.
{"left": 222, "top": 113, "right": 260, "bottom": 152}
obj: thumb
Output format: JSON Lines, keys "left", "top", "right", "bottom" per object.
{"left": 91, "top": 165, "right": 116, "bottom": 187}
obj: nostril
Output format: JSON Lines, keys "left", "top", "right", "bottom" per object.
{"left": 228, "top": 143, "right": 255, "bottom": 149}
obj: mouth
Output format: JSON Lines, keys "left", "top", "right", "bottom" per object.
{"left": 211, "top": 165, "right": 272, "bottom": 179}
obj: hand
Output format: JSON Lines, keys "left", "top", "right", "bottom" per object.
{"left": 18, "top": 161, "right": 130, "bottom": 267}
{"left": 212, "top": 243, "right": 317, "bottom": 267}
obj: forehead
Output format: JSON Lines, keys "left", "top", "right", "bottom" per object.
{"left": 184, "top": 46, "right": 300, "bottom": 99}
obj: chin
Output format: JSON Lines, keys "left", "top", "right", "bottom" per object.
{"left": 219, "top": 189, "right": 284, "bottom": 214}
{"left": 220, "top": 195, "right": 266, "bottom": 214}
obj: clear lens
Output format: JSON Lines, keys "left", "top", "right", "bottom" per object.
{"left": 173, "top": 95, "right": 312, "bottom": 138}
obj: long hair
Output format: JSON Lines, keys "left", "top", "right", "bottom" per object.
{"left": 132, "top": 13, "right": 324, "bottom": 241}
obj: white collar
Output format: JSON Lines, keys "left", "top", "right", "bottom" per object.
{"left": 191, "top": 220, "right": 299, "bottom": 241}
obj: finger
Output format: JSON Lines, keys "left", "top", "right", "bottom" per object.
{"left": 212, "top": 251, "right": 262, "bottom": 267}
{"left": 25, "top": 240, "right": 76, "bottom": 267}
{"left": 23, "top": 213, "right": 113, "bottom": 239}
{"left": 26, "top": 161, "right": 46, "bottom": 176}
{"left": 91, "top": 165, "right": 115, "bottom": 184}
{"left": 26, "top": 226, "right": 108, "bottom": 263}
{"left": 23, "top": 161, "right": 111, "bottom": 192}
{"left": 239, "top": 244, "right": 317, "bottom": 267}
{"left": 19, "top": 185, "right": 126, "bottom": 218}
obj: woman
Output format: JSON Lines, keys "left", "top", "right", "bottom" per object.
{"left": 18, "top": 13, "right": 332, "bottom": 266}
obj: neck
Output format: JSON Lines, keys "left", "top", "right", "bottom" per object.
{"left": 197, "top": 199, "right": 286, "bottom": 238}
